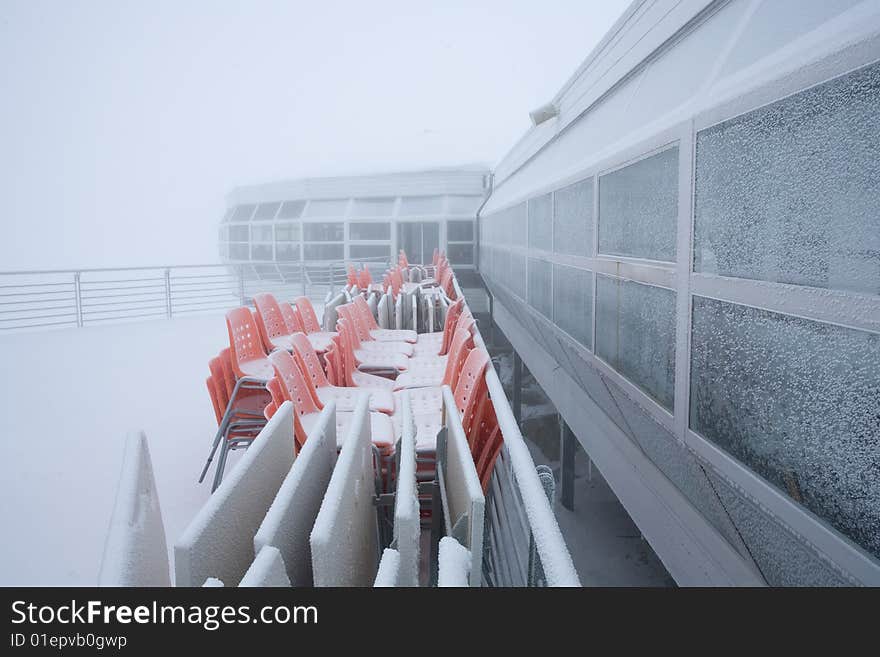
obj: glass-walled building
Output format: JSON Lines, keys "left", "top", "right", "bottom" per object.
{"left": 219, "top": 167, "right": 489, "bottom": 269}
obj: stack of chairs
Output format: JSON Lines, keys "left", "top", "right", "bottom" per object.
{"left": 201, "top": 251, "right": 505, "bottom": 499}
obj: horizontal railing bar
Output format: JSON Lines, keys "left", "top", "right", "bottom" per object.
{"left": 171, "top": 297, "right": 240, "bottom": 308}
{"left": 170, "top": 278, "right": 239, "bottom": 287}
{"left": 0, "top": 304, "right": 76, "bottom": 315}
{"left": 83, "top": 311, "right": 167, "bottom": 323}
{"left": 0, "top": 289, "right": 76, "bottom": 299}
{"left": 0, "top": 281, "right": 74, "bottom": 290}
{"left": 0, "top": 311, "right": 78, "bottom": 322}
{"left": 169, "top": 272, "right": 239, "bottom": 281}
{"left": 79, "top": 282, "right": 166, "bottom": 292}
{"left": 83, "top": 304, "right": 168, "bottom": 315}
{"left": 80, "top": 277, "right": 165, "bottom": 286}
{"left": 0, "top": 318, "right": 79, "bottom": 330}
{"left": 170, "top": 291, "right": 240, "bottom": 301}
{"left": 80, "top": 290, "right": 167, "bottom": 300}
{"left": 80, "top": 298, "right": 172, "bottom": 309}
{"left": 0, "top": 297, "right": 75, "bottom": 307}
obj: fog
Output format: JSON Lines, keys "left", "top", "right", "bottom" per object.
{"left": 1, "top": 0, "right": 628, "bottom": 270}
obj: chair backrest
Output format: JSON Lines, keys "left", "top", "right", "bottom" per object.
{"left": 352, "top": 294, "right": 379, "bottom": 330}
{"left": 336, "top": 307, "right": 365, "bottom": 351}
{"left": 432, "top": 248, "right": 439, "bottom": 267}
{"left": 253, "top": 293, "right": 291, "bottom": 351}
{"left": 335, "top": 320, "right": 360, "bottom": 387}
{"left": 206, "top": 377, "right": 224, "bottom": 425}
{"left": 399, "top": 250, "right": 409, "bottom": 268}
{"left": 218, "top": 349, "right": 237, "bottom": 398}
{"left": 294, "top": 297, "right": 322, "bottom": 334}
{"left": 279, "top": 302, "right": 305, "bottom": 334}
{"left": 290, "top": 333, "right": 330, "bottom": 393}
{"left": 442, "top": 327, "right": 476, "bottom": 389}
{"left": 268, "top": 350, "right": 322, "bottom": 416}
{"left": 339, "top": 302, "right": 374, "bottom": 345}
{"left": 226, "top": 307, "right": 268, "bottom": 379}
{"left": 209, "top": 356, "right": 230, "bottom": 410}
{"left": 347, "top": 265, "right": 358, "bottom": 287}
{"left": 440, "top": 298, "right": 465, "bottom": 355}
{"left": 325, "top": 338, "right": 342, "bottom": 386}
{"left": 358, "top": 267, "right": 372, "bottom": 289}
{"left": 452, "top": 348, "right": 490, "bottom": 440}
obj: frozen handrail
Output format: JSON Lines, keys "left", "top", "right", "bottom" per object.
{"left": 452, "top": 276, "right": 581, "bottom": 587}
{"left": 394, "top": 393, "right": 420, "bottom": 587}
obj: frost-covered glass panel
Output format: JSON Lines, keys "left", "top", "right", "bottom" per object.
{"left": 229, "top": 243, "right": 249, "bottom": 260}
{"left": 553, "top": 264, "right": 592, "bottom": 349}
{"left": 399, "top": 196, "right": 443, "bottom": 215}
{"left": 595, "top": 275, "right": 675, "bottom": 410}
{"left": 303, "top": 222, "right": 344, "bottom": 242}
{"left": 251, "top": 244, "right": 272, "bottom": 260}
{"left": 447, "top": 243, "right": 473, "bottom": 265}
{"left": 251, "top": 225, "right": 273, "bottom": 242}
{"left": 278, "top": 200, "right": 305, "bottom": 219}
{"left": 231, "top": 204, "right": 256, "bottom": 222}
{"left": 528, "top": 194, "right": 553, "bottom": 251}
{"left": 690, "top": 296, "right": 880, "bottom": 559}
{"left": 349, "top": 244, "right": 390, "bottom": 260}
{"left": 447, "top": 195, "right": 482, "bottom": 215}
{"left": 303, "top": 199, "right": 348, "bottom": 217}
{"left": 254, "top": 202, "right": 281, "bottom": 221}
{"left": 275, "top": 222, "right": 299, "bottom": 243}
{"left": 222, "top": 207, "right": 235, "bottom": 222}
{"left": 304, "top": 244, "right": 344, "bottom": 260}
{"left": 349, "top": 222, "right": 390, "bottom": 241}
{"left": 276, "top": 244, "right": 299, "bottom": 261}
{"left": 527, "top": 258, "right": 552, "bottom": 317}
{"left": 447, "top": 220, "right": 474, "bottom": 242}
{"left": 720, "top": 0, "right": 864, "bottom": 79}
{"left": 228, "top": 225, "right": 249, "bottom": 242}
{"left": 553, "top": 179, "right": 592, "bottom": 257}
{"left": 510, "top": 252, "right": 527, "bottom": 299}
{"left": 495, "top": 249, "right": 510, "bottom": 286}
{"left": 509, "top": 203, "right": 528, "bottom": 247}
{"left": 352, "top": 197, "right": 395, "bottom": 217}
{"left": 694, "top": 63, "right": 880, "bottom": 296}
{"left": 598, "top": 147, "right": 678, "bottom": 261}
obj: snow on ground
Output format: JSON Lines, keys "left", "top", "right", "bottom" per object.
{"left": 0, "top": 314, "right": 232, "bottom": 585}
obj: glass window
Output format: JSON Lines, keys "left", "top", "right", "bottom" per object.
{"left": 509, "top": 203, "right": 528, "bottom": 247}
{"left": 447, "top": 220, "right": 474, "bottom": 242}
{"left": 349, "top": 244, "right": 390, "bottom": 260}
{"left": 352, "top": 197, "right": 395, "bottom": 217}
{"left": 528, "top": 258, "right": 552, "bottom": 317}
{"left": 447, "top": 195, "right": 482, "bottom": 215}
{"left": 690, "top": 295, "right": 880, "bottom": 560}
{"left": 399, "top": 196, "right": 444, "bottom": 215}
{"left": 447, "top": 243, "right": 473, "bottom": 265}
{"left": 229, "top": 225, "right": 249, "bottom": 242}
{"left": 598, "top": 146, "right": 678, "bottom": 261}
{"left": 303, "top": 199, "right": 348, "bottom": 217}
{"left": 553, "top": 264, "right": 592, "bottom": 348}
{"left": 304, "top": 222, "right": 344, "bottom": 242}
{"left": 349, "top": 222, "right": 391, "bottom": 241}
{"left": 510, "top": 252, "right": 527, "bottom": 299}
{"left": 694, "top": 63, "right": 880, "bottom": 296}
{"left": 222, "top": 207, "right": 235, "bottom": 222}
{"left": 554, "top": 179, "right": 593, "bottom": 257}
{"left": 229, "top": 243, "right": 249, "bottom": 260}
{"left": 251, "top": 244, "right": 272, "bottom": 261}
{"left": 275, "top": 222, "right": 299, "bottom": 242}
{"left": 304, "top": 243, "right": 344, "bottom": 261}
{"left": 251, "top": 225, "right": 273, "bottom": 242}
{"left": 253, "top": 202, "right": 281, "bottom": 221}
{"left": 230, "top": 204, "right": 256, "bottom": 222}
{"left": 528, "top": 194, "right": 553, "bottom": 251}
{"left": 276, "top": 244, "right": 300, "bottom": 261}
{"left": 278, "top": 200, "right": 306, "bottom": 219}
{"left": 595, "top": 275, "right": 675, "bottom": 410}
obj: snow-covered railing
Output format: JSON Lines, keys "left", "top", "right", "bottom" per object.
{"left": 452, "top": 276, "right": 581, "bottom": 587}
{"left": 393, "top": 394, "right": 421, "bottom": 586}
{"left": 0, "top": 257, "right": 389, "bottom": 332}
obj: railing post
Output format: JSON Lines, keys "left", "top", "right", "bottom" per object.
{"left": 300, "top": 261, "right": 307, "bottom": 297}
{"left": 512, "top": 351, "right": 522, "bottom": 425}
{"left": 164, "top": 268, "right": 172, "bottom": 319}
{"left": 238, "top": 264, "right": 246, "bottom": 306}
{"left": 560, "top": 418, "right": 576, "bottom": 511}
{"left": 74, "top": 271, "right": 83, "bottom": 327}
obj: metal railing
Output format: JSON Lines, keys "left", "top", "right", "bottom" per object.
{"left": 0, "top": 258, "right": 390, "bottom": 332}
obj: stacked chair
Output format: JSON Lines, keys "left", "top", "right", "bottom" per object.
{"left": 200, "top": 249, "right": 505, "bottom": 496}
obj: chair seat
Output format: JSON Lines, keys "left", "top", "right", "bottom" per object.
{"left": 269, "top": 335, "right": 294, "bottom": 351}
{"left": 301, "top": 409, "right": 396, "bottom": 448}
{"left": 351, "top": 369, "right": 397, "bottom": 390}
{"left": 355, "top": 340, "right": 414, "bottom": 357}
{"left": 369, "top": 328, "right": 417, "bottom": 343}
{"left": 238, "top": 357, "right": 275, "bottom": 381}
{"left": 393, "top": 367, "right": 444, "bottom": 390}
{"left": 317, "top": 385, "right": 394, "bottom": 415}
{"left": 391, "top": 408, "right": 443, "bottom": 450}
{"left": 394, "top": 386, "right": 443, "bottom": 416}
{"left": 306, "top": 332, "right": 337, "bottom": 354}
{"left": 353, "top": 349, "right": 409, "bottom": 371}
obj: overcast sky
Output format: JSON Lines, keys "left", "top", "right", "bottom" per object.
{"left": 1, "top": 0, "right": 629, "bottom": 269}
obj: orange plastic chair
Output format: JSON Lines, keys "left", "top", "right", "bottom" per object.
{"left": 358, "top": 267, "right": 372, "bottom": 290}
{"left": 336, "top": 314, "right": 409, "bottom": 371}
{"left": 253, "top": 292, "right": 299, "bottom": 353}
{"left": 347, "top": 264, "right": 358, "bottom": 288}
{"left": 293, "top": 296, "right": 323, "bottom": 333}
{"left": 289, "top": 332, "right": 394, "bottom": 415}
{"left": 452, "top": 348, "right": 490, "bottom": 438}
{"left": 226, "top": 307, "right": 275, "bottom": 381}
{"left": 351, "top": 295, "right": 416, "bottom": 343}
{"left": 337, "top": 303, "right": 413, "bottom": 356}
{"left": 335, "top": 326, "right": 398, "bottom": 390}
